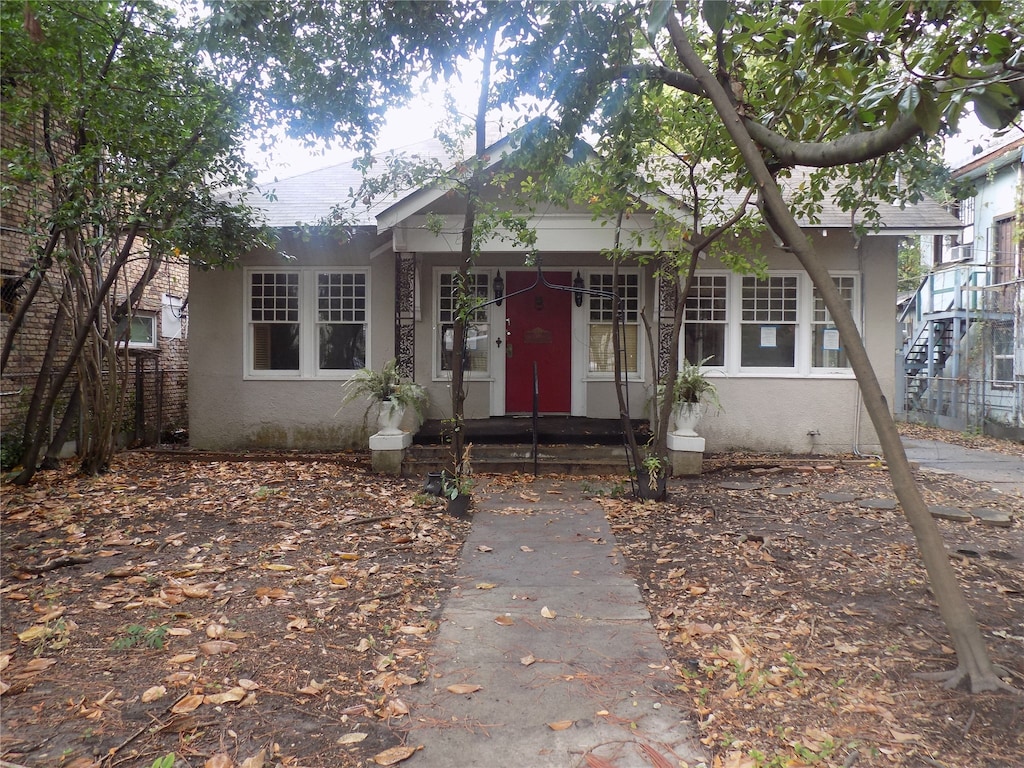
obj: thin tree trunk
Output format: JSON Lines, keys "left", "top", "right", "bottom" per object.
{"left": 669, "top": 12, "right": 1011, "bottom": 693}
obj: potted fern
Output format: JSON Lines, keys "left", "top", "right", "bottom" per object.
{"left": 669, "top": 356, "right": 721, "bottom": 437}
{"left": 341, "top": 359, "right": 428, "bottom": 435}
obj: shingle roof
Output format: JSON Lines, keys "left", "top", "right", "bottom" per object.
{"left": 231, "top": 136, "right": 961, "bottom": 234}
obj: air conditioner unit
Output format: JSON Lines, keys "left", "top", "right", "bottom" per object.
{"left": 947, "top": 244, "right": 974, "bottom": 262}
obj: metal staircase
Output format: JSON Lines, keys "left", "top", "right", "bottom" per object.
{"left": 900, "top": 263, "right": 1012, "bottom": 417}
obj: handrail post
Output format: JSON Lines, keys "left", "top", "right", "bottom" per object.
{"left": 532, "top": 362, "right": 539, "bottom": 476}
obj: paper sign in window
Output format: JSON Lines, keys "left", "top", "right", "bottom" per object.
{"left": 823, "top": 328, "right": 841, "bottom": 351}
{"left": 760, "top": 326, "right": 777, "bottom": 348}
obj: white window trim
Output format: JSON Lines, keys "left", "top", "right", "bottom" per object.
{"left": 680, "top": 270, "right": 729, "bottom": 370}
{"left": 679, "top": 270, "right": 859, "bottom": 379}
{"left": 583, "top": 267, "right": 644, "bottom": 382}
{"left": 118, "top": 312, "right": 158, "bottom": 350}
{"left": 243, "top": 267, "right": 369, "bottom": 380}
{"left": 736, "top": 271, "right": 803, "bottom": 374}
{"left": 810, "top": 272, "right": 859, "bottom": 376}
{"left": 432, "top": 267, "right": 495, "bottom": 383}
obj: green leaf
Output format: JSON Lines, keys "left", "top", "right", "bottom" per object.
{"left": 983, "top": 32, "right": 1010, "bottom": 59}
{"left": 647, "top": 0, "right": 672, "bottom": 38}
{"left": 702, "top": 0, "right": 729, "bottom": 34}
{"left": 898, "top": 84, "right": 920, "bottom": 114}
{"left": 973, "top": 90, "right": 1019, "bottom": 129}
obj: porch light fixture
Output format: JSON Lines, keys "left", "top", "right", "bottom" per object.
{"left": 573, "top": 271, "right": 585, "bottom": 307}
{"left": 493, "top": 271, "right": 504, "bottom": 306}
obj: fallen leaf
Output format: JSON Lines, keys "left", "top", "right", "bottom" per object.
{"left": 239, "top": 749, "right": 266, "bottom": 768}
{"left": 397, "top": 625, "right": 429, "bottom": 635}
{"left": 205, "top": 754, "right": 232, "bottom": 768}
{"left": 168, "top": 653, "right": 197, "bottom": 664}
{"left": 475, "top": 582, "right": 497, "bottom": 590}
{"left": 199, "top": 641, "right": 238, "bottom": 656}
{"left": 477, "top": 545, "right": 493, "bottom": 552}
{"left": 20, "top": 657, "right": 57, "bottom": 673}
{"left": 520, "top": 654, "right": 536, "bottom": 666}
{"left": 890, "top": 728, "right": 922, "bottom": 743}
{"left": 372, "top": 745, "right": 417, "bottom": 765}
{"left": 141, "top": 685, "right": 166, "bottom": 703}
{"left": 494, "top": 615, "right": 514, "bottom": 626}
{"left": 171, "top": 694, "right": 204, "bottom": 714}
{"left": 520, "top": 545, "right": 534, "bottom": 552}
{"left": 17, "top": 625, "right": 48, "bottom": 644}
{"left": 263, "top": 563, "right": 295, "bottom": 571}
{"left": 541, "top": 606, "right": 557, "bottom": 619}
{"left": 547, "top": 720, "right": 574, "bottom": 730}
{"left": 298, "top": 679, "right": 325, "bottom": 696}
{"left": 337, "top": 733, "right": 368, "bottom": 745}
{"left": 205, "top": 687, "right": 246, "bottom": 705}
{"left": 446, "top": 683, "right": 481, "bottom": 694}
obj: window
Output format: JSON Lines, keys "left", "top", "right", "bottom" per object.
{"left": 683, "top": 274, "right": 727, "bottom": 366}
{"left": 438, "top": 271, "right": 490, "bottom": 375}
{"left": 993, "top": 216, "right": 1018, "bottom": 285}
{"left": 117, "top": 313, "right": 157, "bottom": 349}
{"left": 992, "top": 323, "right": 1014, "bottom": 388}
{"left": 740, "top": 275, "right": 797, "bottom": 368}
{"left": 811, "top": 276, "right": 856, "bottom": 369}
{"left": 316, "top": 272, "right": 368, "bottom": 370}
{"left": 247, "top": 269, "right": 367, "bottom": 377}
{"left": 588, "top": 272, "right": 639, "bottom": 375}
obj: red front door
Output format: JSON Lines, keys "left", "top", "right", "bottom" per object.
{"left": 504, "top": 271, "right": 572, "bottom": 414}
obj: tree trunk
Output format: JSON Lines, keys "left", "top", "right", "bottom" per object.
{"left": 669, "top": 13, "right": 1011, "bottom": 693}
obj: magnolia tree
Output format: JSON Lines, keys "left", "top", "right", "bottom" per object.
{"left": 1, "top": 1, "right": 269, "bottom": 483}
{"left": 201, "top": 0, "right": 1022, "bottom": 691}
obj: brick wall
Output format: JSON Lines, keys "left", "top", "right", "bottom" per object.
{"left": 1, "top": 105, "right": 190, "bottom": 455}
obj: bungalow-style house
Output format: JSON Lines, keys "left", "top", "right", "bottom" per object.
{"left": 899, "top": 134, "right": 1023, "bottom": 436}
{"left": 189, "top": 130, "right": 960, "bottom": 463}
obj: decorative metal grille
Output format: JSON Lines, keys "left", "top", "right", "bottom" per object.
{"left": 657, "top": 273, "right": 678, "bottom": 383}
{"left": 395, "top": 252, "right": 416, "bottom": 380}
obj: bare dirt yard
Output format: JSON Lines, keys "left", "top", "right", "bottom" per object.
{"left": 1, "top": 427, "right": 1022, "bottom": 768}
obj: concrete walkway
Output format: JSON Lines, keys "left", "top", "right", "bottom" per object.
{"left": 403, "top": 479, "right": 705, "bottom": 768}
{"left": 902, "top": 438, "right": 1024, "bottom": 497}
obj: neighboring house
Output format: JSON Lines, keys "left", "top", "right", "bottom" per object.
{"left": 189, "top": 130, "right": 960, "bottom": 456}
{"left": 0, "top": 115, "right": 190, "bottom": 454}
{"left": 899, "top": 135, "right": 1024, "bottom": 436}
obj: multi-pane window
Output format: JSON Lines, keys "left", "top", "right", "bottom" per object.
{"left": 740, "top": 275, "right": 798, "bottom": 368}
{"left": 438, "top": 272, "right": 490, "bottom": 373}
{"left": 811, "top": 276, "right": 856, "bottom": 369}
{"left": 588, "top": 272, "right": 639, "bottom": 374}
{"left": 248, "top": 269, "right": 366, "bottom": 376}
{"left": 317, "top": 273, "right": 367, "bottom": 370}
{"left": 251, "top": 272, "right": 300, "bottom": 371}
{"left": 683, "top": 274, "right": 727, "bottom": 366}
{"left": 992, "top": 323, "right": 1014, "bottom": 388}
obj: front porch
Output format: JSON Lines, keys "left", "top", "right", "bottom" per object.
{"left": 402, "top": 416, "right": 649, "bottom": 476}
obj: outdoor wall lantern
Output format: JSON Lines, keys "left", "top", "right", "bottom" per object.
{"left": 573, "top": 271, "right": 585, "bottom": 307}
{"left": 493, "top": 271, "right": 504, "bottom": 306}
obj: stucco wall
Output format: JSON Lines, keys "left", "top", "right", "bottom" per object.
{"left": 189, "top": 225, "right": 896, "bottom": 454}
{"left": 189, "top": 232, "right": 394, "bottom": 450}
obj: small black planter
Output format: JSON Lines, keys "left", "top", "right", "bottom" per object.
{"left": 636, "top": 469, "right": 667, "bottom": 501}
{"left": 423, "top": 471, "right": 444, "bottom": 497}
{"left": 446, "top": 493, "right": 472, "bottom": 519}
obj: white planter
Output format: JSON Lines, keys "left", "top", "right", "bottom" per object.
{"left": 671, "top": 402, "right": 705, "bottom": 437}
{"left": 375, "top": 399, "right": 406, "bottom": 436}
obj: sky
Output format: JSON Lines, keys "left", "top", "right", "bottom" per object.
{"left": 245, "top": 76, "right": 1017, "bottom": 183}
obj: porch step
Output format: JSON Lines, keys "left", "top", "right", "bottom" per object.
{"left": 402, "top": 442, "right": 630, "bottom": 477}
